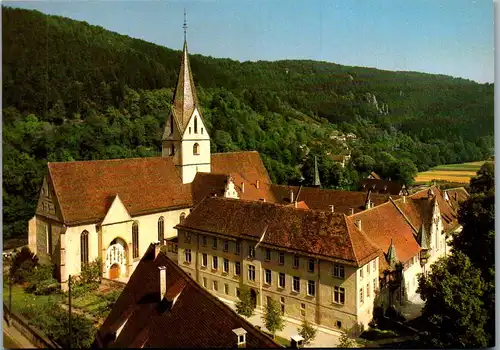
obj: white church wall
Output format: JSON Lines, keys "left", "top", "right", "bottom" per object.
{"left": 64, "top": 223, "right": 99, "bottom": 277}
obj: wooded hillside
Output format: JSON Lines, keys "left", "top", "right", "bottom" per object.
{"left": 2, "top": 7, "right": 494, "bottom": 238}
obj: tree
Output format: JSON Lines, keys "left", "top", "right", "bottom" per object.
{"left": 262, "top": 298, "right": 285, "bottom": 339}
{"left": 297, "top": 318, "right": 317, "bottom": 345}
{"left": 10, "top": 247, "right": 39, "bottom": 283}
{"left": 417, "top": 252, "right": 489, "bottom": 348}
{"left": 469, "top": 162, "right": 494, "bottom": 194}
{"left": 338, "top": 332, "right": 357, "bottom": 348}
{"left": 235, "top": 285, "right": 255, "bottom": 318}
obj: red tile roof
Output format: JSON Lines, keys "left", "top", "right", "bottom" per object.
{"left": 350, "top": 201, "right": 421, "bottom": 266}
{"left": 178, "top": 197, "right": 380, "bottom": 266}
{"left": 95, "top": 243, "right": 280, "bottom": 348}
{"left": 44, "top": 151, "right": 272, "bottom": 225}
{"left": 284, "top": 201, "right": 310, "bottom": 209}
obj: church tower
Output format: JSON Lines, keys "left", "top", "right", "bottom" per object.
{"left": 162, "top": 17, "right": 211, "bottom": 184}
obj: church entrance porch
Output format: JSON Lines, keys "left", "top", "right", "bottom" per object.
{"left": 105, "top": 238, "right": 127, "bottom": 280}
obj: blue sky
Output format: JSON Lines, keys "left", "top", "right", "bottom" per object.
{"left": 4, "top": 0, "right": 495, "bottom": 83}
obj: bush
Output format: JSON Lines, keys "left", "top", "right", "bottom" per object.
{"left": 10, "top": 247, "right": 38, "bottom": 283}
{"left": 79, "top": 258, "right": 103, "bottom": 285}
{"left": 70, "top": 282, "right": 100, "bottom": 298}
{"left": 338, "top": 332, "right": 357, "bottom": 348}
{"left": 24, "top": 263, "right": 60, "bottom": 295}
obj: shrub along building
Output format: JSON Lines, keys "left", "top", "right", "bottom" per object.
{"left": 27, "top": 34, "right": 401, "bottom": 290}
{"left": 94, "top": 243, "right": 280, "bottom": 348}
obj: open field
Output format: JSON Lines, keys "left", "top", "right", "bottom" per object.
{"left": 414, "top": 161, "right": 487, "bottom": 184}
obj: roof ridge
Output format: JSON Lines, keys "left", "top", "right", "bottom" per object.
{"left": 48, "top": 156, "right": 168, "bottom": 165}
{"left": 343, "top": 215, "right": 360, "bottom": 265}
{"left": 388, "top": 197, "right": 419, "bottom": 235}
{"left": 212, "top": 150, "right": 259, "bottom": 155}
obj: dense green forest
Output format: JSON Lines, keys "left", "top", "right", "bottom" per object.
{"left": 2, "top": 7, "right": 494, "bottom": 238}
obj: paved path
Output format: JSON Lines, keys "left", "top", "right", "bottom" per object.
{"left": 3, "top": 319, "right": 37, "bottom": 349}
{"left": 223, "top": 301, "right": 342, "bottom": 348}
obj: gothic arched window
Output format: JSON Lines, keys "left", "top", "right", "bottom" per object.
{"left": 193, "top": 143, "right": 200, "bottom": 155}
{"left": 158, "top": 217, "right": 165, "bottom": 244}
{"left": 80, "top": 230, "right": 89, "bottom": 266}
{"left": 194, "top": 116, "right": 198, "bottom": 133}
{"left": 132, "top": 222, "right": 139, "bottom": 258}
{"left": 180, "top": 212, "right": 186, "bottom": 224}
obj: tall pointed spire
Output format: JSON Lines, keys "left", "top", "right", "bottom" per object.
{"left": 171, "top": 10, "right": 199, "bottom": 134}
{"left": 313, "top": 156, "right": 321, "bottom": 187}
{"left": 387, "top": 238, "right": 398, "bottom": 268}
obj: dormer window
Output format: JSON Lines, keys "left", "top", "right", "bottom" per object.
{"left": 193, "top": 143, "right": 200, "bottom": 155}
{"left": 194, "top": 116, "right": 198, "bottom": 133}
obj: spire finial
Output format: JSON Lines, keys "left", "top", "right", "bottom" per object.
{"left": 183, "top": 9, "right": 188, "bottom": 42}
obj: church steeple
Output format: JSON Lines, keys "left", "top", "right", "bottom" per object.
{"left": 162, "top": 12, "right": 211, "bottom": 184}
{"left": 313, "top": 156, "right": 321, "bottom": 187}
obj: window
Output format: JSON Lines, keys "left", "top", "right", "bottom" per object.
{"left": 212, "top": 256, "right": 218, "bottom": 270}
{"left": 193, "top": 143, "right": 200, "bottom": 155}
{"left": 300, "top": 303, "right": 306, "bottom": 316}
{"left": 373, "top": 278, "right": 377, "bottom": 292}
{"left": 265, "top": 269, "right": 272, "bottom": 284}
{"left": 80, "top": 230, "right": 89, "bottom": 265}
{"left": 279, "top": 252, "right": 285, "bottom": 265}
{"left": 235, "top": 242, "right": 240, "bottom": 255}
{"left": 372, "top": 260, "right": 376, "bottom": 273}
{"left": 366, "top": 283, "right": 370, "bottom": 298}
{"left": 223, "top": 240, "right": 229, "bottom": 252}
{"left": 248, "top": 265, "right": 256, "bottom": 281}
{"left": 333, "top": 286, "right": 345, "bottom": 305}
{"left": 184, "top": 232, "right": 191, "bottom": 243}
{"left": 280, "top": 297, "right": 285, "bottom": 315}
{"left": 279, "top": 273, "right": 285, "bottom": 288}
{"left": 366, "top": 265, "right": 369, "bottom": 275}
{"left": 265, "top": 248, "right": 271, "bottom": 261}
{"left": 333, "top": 263, "right": 345, "bottom": 279}
{"left": 202, "top": 236, "right": 207, "bottom": 247}
{"left": 308, "top": 258, "right": 315, "bottom": 273}
{"left": 213, "top": 280, "right": 218, "bottom": 291}
{"left": 170, "top": 144, "right": 175, "bottom": 156}
{"left": 293, "top": 277, "right": 300, "bottom": 292}
{"left": 224, "top": 283, "right": 229, "bottom": 295}
{"left": 360, "top": 268, "right": 364, "bottom": 279}
{"left": 235, "top": 262, "right": 241, "bottom": 276}
{"left": 46, "top": 223, "right": 52, "bottom": 254}
{"left": 236, "top": 288, "right": 240, "bottom": 298}
{"left": 132, "top": 222, "right": 139, "bottom": 258}
{"left": 248, "top": 245, "right": 255, "bottom": 259}
{"left": 223, "top": 258, "right": 229, "bottom": 273}
{"left": 202, "top": 253, "right": 208, "bottom": 267}
{"left": 203, "top": 277, "right": 207, "bottom": 288}
{"left": 293, "top": 255, "right": 299, "bottom": 268}
{"left": 157, "top": 217, "right": 165, "bottom": 243}
{"left": 185, "top": 249, "right": 192, "bottom": 263}
{"left": 336, "top": 321, "right": 342, "bottom": 329}
{"left": 189, "top": 126, "right": 192, "bottom": 134}
{"left": 212, "top": 237, "right": 217, "bottom": 249}
{"left": 179, "top": 212, "right": 186, "bottom": 224}
{"left": 201, "top": 127, "right": 204, "bottom": 134}
{"left": 307, "top": 280, "right": 316, "bottom": 297}
{"left": 194, "top": 116, "right": 198, "bottom": 133}
{"left": 359, "top": 288, "right": 364, "bottom": 304}
{"left": 170, "top": 115, "right": 174, "bottom": 134}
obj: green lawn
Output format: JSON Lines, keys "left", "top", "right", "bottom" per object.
{"left": 275, "top": 335, "right": 291, "bottom": 347}
{"left": 3, "top": 284, "right": 63, "bottom": 311}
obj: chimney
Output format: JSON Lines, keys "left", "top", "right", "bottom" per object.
{"left": 233, "top": 328, "right": 247, "bottom": 348}
{"left": 158, "top": 266, "right": 167, "bottom": 302}
{"left": 356, "top": 219, "right": 362, "bottom": 230}
{"left": 241, "top": 182, "right": 245, "bottom": 193}
{"left": 256, "top": 180, "right": 260, "bottom": 189}
{"left": 350, "top": 208, "right": 354, "bottom": 215}
{"left": 329, "top": 205, "right": 335, "bottom": 213}
{"left": 290, "top": 190, "right": 294, "bottom": 203}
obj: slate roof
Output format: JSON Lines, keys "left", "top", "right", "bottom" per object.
{"left": 350, "top": 201, "right": 421, "bottom": 266}
{"left": 269, "top": 185, "right": 398, "bottom": 214}
{"left": 94, "top": 243, "right": 280, "bottom": 348}
{"left": 359, "top": 179, "right": 407, "bottom": 196}
{"left": 177, "top": 197, "right": 380, "bottom": 266}
{"left": 45, "top": 151, "right": 272, "bottom": 225}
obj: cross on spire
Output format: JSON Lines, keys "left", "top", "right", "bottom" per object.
{"left": 183, "top": 9, "right": 188, "bottom": 42}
